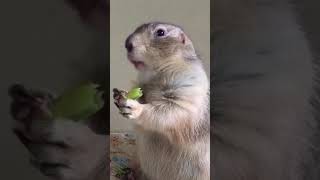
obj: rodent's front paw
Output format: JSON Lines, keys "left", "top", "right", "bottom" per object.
{"left": 113, "top": 91, "right": 142, "bottom": 120}
{"left": 113, "top": 88, "right": 128, "bottom": 106}
{"left": 119, "top": 99, "right": 143, "bottom": 119}
{"left": 13, "top": 119, "right": 108, "bottom": 179}
{"left": 9, "top": 84, "right": 54, "bottom": 121}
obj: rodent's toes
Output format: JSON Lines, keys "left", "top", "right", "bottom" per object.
{"left": 9, "top": 85, "right": 53, "bottom": 122}
{"left": 11, "top": 102, "right": 32, "bottom": 121}
{"left": 113, "top": 88, "right": 128, "bottom": 106}
{"left": 9, "top": 84, "right": 31, "bottom": 100}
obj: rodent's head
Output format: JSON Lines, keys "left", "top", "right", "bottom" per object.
{"left": 125, "top": 22, "right": 196, "bottom": 71}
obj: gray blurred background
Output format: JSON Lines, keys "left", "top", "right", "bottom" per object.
{"left": 110, "top": 0, "right": 210, "bottom": 131}
{"left": 0, "top": 0, "right": 107, "bottom": 179}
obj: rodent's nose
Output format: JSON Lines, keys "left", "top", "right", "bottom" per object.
{"left": 125, "top": 35, "right": 134, "bottom": 52}
{"left": 126, "top": 42, "right": 133, "bottom": 52}
{"left": 125, "top": 41, "right": 133, "bottom": 52}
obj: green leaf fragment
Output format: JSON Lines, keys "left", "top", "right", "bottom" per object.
{"left": 126, "top": 87, "right": 143, "bottom": 100}
{"left": 50, "top": 82, "right": 104, "bottom": 121}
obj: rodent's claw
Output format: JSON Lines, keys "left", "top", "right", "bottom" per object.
{"left": 117, "top": 101, "right": 134, "bottom": 119}
{"left": 117, "top": 99, "right": 143, "bottom": 120}
{"left": 120, "top": 112, "right": 132, "bottom": 119}
{"left": 113, "top": 88, "right": 128, "bottom": 107}
{"left": 119, "top": 106, "right": 132, "bottom": 117}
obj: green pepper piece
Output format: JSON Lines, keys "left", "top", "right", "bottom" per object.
{"left": 50, "top": 83, "right": 104, "bottom": 121}
{"left": 126, "top": 87, "right": 143, "bottom": 100}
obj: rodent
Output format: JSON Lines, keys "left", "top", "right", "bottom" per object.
{"left": 113, "top": 22, "right": 210, "bottom": 180}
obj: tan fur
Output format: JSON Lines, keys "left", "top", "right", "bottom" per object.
{"left": 213, "top": 1, "right": 316, "bottom": 179}
{"left": 115, "top": 22, "right": 209, "bottom": 180}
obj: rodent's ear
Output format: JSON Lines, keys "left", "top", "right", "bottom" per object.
{"left": 180, "top": 33, "right": 186, "bottom": 45}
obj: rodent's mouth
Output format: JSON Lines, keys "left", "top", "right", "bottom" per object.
{"left": 130, "top": 60, "right": 145, "bottom": 70}
{"left": 128, "top": 56, "right": 145, "bottom": 70}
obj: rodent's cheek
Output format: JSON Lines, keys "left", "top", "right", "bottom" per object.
{"left": 135, "top": 45, "right": 147, "bottom": 55}
{"left": 131, "top": 47, "right": 148, "bottom": 60}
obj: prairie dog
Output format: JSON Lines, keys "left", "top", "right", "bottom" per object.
{"left": 113, "top": 22, "right": 210, "bottom": 180}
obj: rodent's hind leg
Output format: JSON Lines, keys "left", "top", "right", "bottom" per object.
{"left": 117, "top": 160, "right": 147, "bottom": 180}
{"left": 119, "top": 169, "right": 146, "bottom": 180}
{"left": 125, "top": 169, "right": 149, "bottom": 180}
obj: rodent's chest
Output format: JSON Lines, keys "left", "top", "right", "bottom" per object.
{"left": 138, "top": 82, "right": 178, "bottom": 103}
{"left": 138, "top": 84, "right": 163, "bottom": 103}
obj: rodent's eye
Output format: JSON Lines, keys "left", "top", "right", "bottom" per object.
{"left": 155, "top": 29, "right": 166, "bottom": 37}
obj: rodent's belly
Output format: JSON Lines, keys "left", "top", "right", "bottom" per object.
{"left": 136, "top": 132, "right": 209, "bottom": 180}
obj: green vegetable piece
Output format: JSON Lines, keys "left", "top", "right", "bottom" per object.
{"left": 50, "top": 83, "right": 104, "bottom": 121}
{"left": 126, "top": 87, "right": 143, "bottom": 100}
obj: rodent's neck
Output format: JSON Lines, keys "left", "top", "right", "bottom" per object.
{"left": 181, "top": 44, "right": 198, "bottom": 61}
{"left": 137, "top": 55, "right": 204, "bottom": 86}
{"left": 137, "top": 69, "right": 157, "bottom": 84}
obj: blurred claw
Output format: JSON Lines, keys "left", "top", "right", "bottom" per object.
{"left": 9, "top": 84, "right": 54, "bottom": 122}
